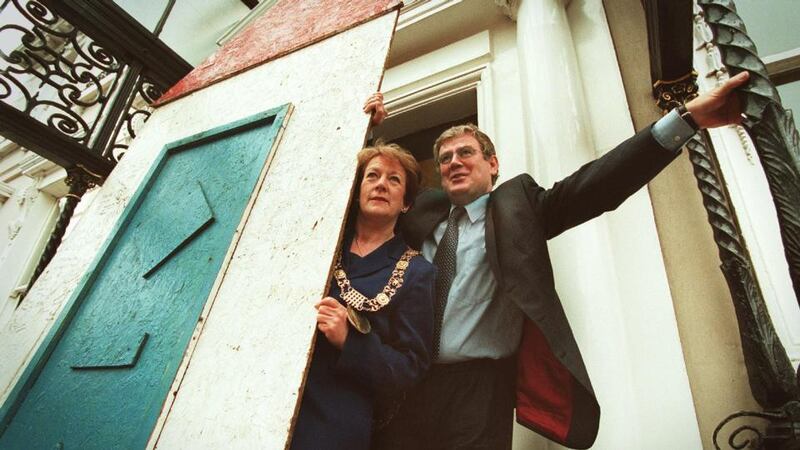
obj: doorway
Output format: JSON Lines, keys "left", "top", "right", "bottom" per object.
{"left": 373, "top": 89, "right": 478, "bottom": 190}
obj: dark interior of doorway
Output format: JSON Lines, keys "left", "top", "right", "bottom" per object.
{"left": 372, "top": 89, "right": 477, "bottom": 190}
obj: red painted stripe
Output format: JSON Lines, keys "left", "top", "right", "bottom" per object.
{"left": 156, "top": 0, "right": 402, "bottom": 106}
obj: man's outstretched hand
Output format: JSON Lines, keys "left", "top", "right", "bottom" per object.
{"left": 686, "top": 71, "right": 750, "bottom": 129}
{"left": 364, "top": 92, "right": 386, "bottom": 126}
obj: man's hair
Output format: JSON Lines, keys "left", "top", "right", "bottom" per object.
{"left": 432, "top": 123, "right": 499, "bottom": 185}
{"left": 356, "top": 141, "right": 421, "bottom": 206}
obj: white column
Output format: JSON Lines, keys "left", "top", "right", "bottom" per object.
{"left": 512, "top": 1, "right": 702, "bottom": 449}
{"left": 516, "top": 0, "right": 595, "bottom": 180}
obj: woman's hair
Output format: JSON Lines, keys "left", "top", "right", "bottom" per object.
{"left": 355, "top": 141, "right": 421, "bottom": 206}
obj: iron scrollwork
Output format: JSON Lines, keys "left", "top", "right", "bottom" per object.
{"left": 1, "top": 0, "right": 170, "bottom": 165}
{"left": 0, "top": 0, "right": 123, "bottom": 149}
{"left": 108, "top": 75, "right": 162, "bottom": 162}
{"left": 714, "top": 401, "right": 800, "bottom": 450}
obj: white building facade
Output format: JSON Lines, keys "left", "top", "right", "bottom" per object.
{"left": 1, "top": 0, "right": 798, "bottom": 448}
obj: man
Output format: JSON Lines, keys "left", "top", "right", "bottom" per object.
{"left": 364, "top": 71, "right": 750, "bottom": 450}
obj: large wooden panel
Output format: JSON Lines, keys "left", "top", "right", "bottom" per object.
{"left": 0, "top": 10, "right": 397, "bottom": 450}
{"left": 152, "top": 13, "right": 398, "bottom": 450}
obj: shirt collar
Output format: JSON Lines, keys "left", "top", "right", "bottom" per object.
{"left": 451, "top": 192, "right": 489, "bottom": 224}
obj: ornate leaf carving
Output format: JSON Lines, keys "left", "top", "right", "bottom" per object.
{"left": 698, "top": 0, "right": 800, "bottom": 308}
{"left": 686, "top": 134, "right": 798, "bottom": 407}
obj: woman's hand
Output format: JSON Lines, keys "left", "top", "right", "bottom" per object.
{"left": 363, "top": 92, "right": 386, "bottom": 126}
{"left": 316, "top": 297, "right": 349, "bottom": 349}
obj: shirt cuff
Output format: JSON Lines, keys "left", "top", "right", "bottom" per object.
{"left": 651, "top": 108, "right": 697, "bottom": 153}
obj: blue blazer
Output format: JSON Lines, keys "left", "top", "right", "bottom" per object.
{"left": 291, "top": 234, "right": 435, "bottom": 450}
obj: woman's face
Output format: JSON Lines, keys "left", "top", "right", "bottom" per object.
{"left": 358, "top": 154, "right": 408, "bottom": 223}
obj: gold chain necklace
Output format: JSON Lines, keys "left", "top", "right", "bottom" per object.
{"left": 333, "top": 247, "right": 419, "bottom": 334}
{"left": 333, "top": 247, "right": 419, "bottom": 312}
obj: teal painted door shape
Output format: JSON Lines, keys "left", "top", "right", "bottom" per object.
{"left": 0, "top": 106, "right": 289, "bottom": 450}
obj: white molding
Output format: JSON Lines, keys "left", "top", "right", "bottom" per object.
{"left": 0, "top": 152, "right": 65, "bottom": 197}
{"left": 386, "top": 66, "right": 484, "bottom": 116}
{"left": 383, "top": 30, "right": 491, "bottom": 95}
{"left": 18, "top": 154, "right": 58, "bottom": 179}
{"left": 763, "top": 46, "right": 800, "bottom": 65}
{"left": 0, "top": 154, "right": 34, "bottom": 184}
{"left": 0, "top": 181, "right": 14, "bottom": 203}
{"left": 0, "top": 151, "right": 66, "bottom": 198}
{"left": 37, "top": 168, "right": 68, "bottom": 198}
{"left": 382, "top": 29, "right": 495, "bottom": 137}
{"left": 763, "top": 46, "right": 800, "bottom": 82}
{"left": 0, "top": 138, "right": 19, "bottom": 158}
{"left": 398, "top": 0, "right": 464, "bottom": 29}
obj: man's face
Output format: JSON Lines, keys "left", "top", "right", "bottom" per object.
{"left": 437, "top": 133, "right": 498, "bottom": 206}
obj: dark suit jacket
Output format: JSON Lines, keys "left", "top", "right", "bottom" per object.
{"left": 291, "top": 235, "right": 435, "bottom": 450}
{"left": 400, "top": 125, "right": 678, "bottom": 449}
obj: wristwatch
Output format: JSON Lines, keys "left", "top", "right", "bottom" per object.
{"left": 676, "top": 104, "right": 700, "bottom": 132}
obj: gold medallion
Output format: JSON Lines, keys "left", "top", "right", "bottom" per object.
{"left": 347, "top": 306, "right": 371, "bottom": 334}
{"left": 375, "top": 292, "right": 390, "bottom": 306}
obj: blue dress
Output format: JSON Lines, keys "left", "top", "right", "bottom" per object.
{"left": 290, "top": 235, "right": 435, "bottom": 450}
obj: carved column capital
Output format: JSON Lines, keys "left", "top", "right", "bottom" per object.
{"left": 653, "top": 71, "right": 699, "bottom": 112}
{"left": 495, "top": 0, "right": 519, "bottom": 20}
{"left": 64, "top": 166, "right": 103, "bottom": 196}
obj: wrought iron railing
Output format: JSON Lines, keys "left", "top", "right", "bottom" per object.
{"left": 0, "top": 0, "right": 191, "bottom": 298}
{"left": 1, "top": 0, "right": 123, "bottom": 152}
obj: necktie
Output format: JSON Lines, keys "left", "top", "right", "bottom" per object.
{"left": 431, "top": 206, "right": 465, "bottom": 359}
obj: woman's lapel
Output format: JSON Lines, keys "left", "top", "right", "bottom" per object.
{"left": 343, "top": 236, "right": 405, "bottom": 279}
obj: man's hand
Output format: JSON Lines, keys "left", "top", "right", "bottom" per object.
{"left": 686, "top": 71, "right": 750, "bottom": 129}
{"left": 316, "top": 297, "right": 349, "bottom": 349}
{"left": 363, "top": 92, "right": 387, "bottom": 126}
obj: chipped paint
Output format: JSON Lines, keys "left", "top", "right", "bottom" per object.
{"left": 156, "top": 0, "right": 402, "bottom": 106}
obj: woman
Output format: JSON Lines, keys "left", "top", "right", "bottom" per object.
{"left": 290, "top": 143, "right": 435, "bottom": 450}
